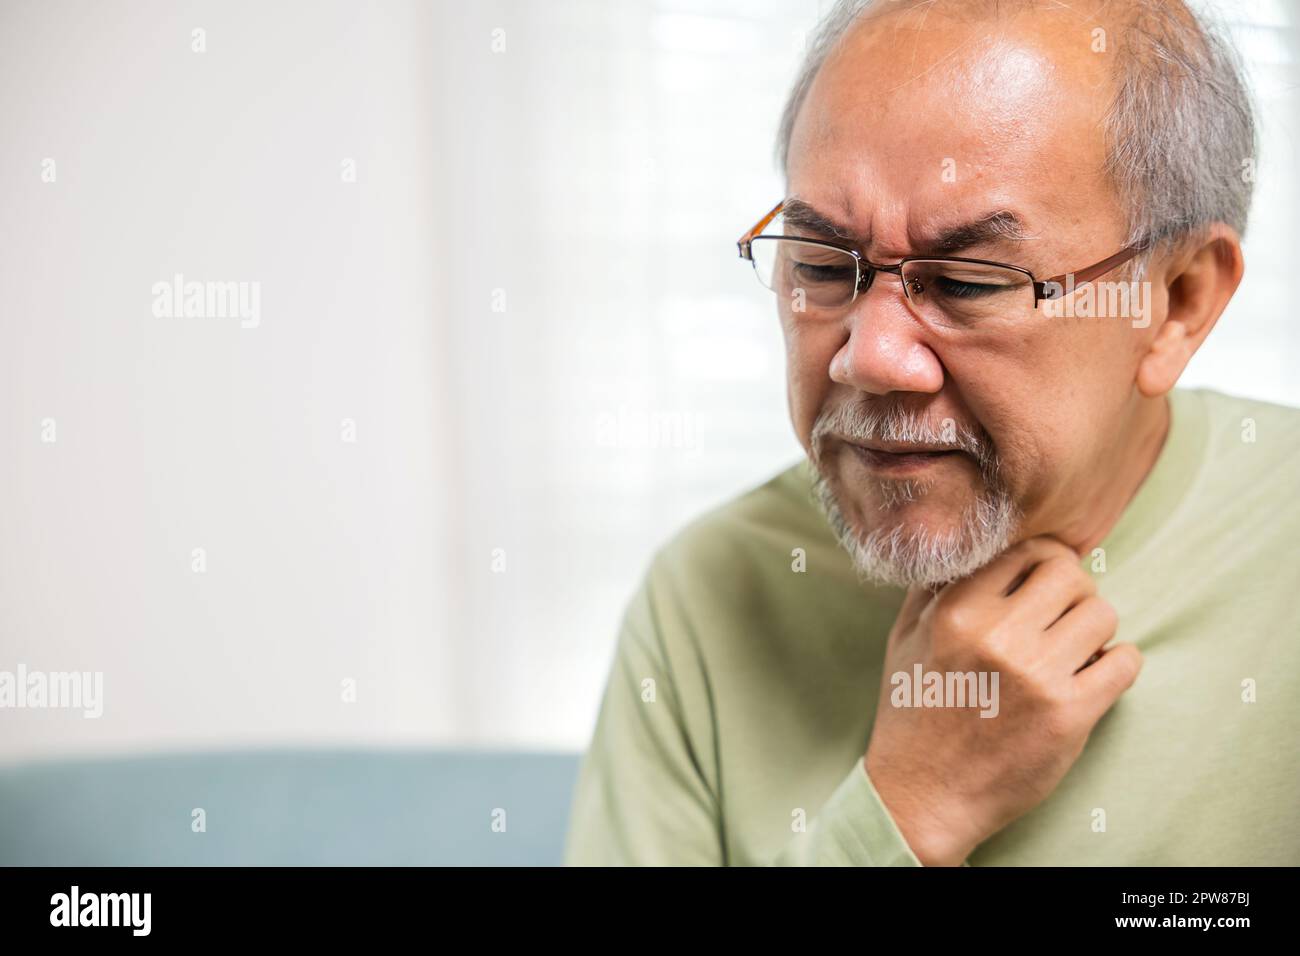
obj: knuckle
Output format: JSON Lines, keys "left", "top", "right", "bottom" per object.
{"left": 1073, "top": 564, "right": 1100, "bottom": 597}
{"left": 1081, "top": 596, "right": 1119, "bottom": 635}
{"left": 1023, "top": 536, "right": 1077, "bottom": 562}
{"left": 1088, "top": 645, "right": 1143, "bottom": 700}
{"left": 977, "top": 620, "right": 1015, "bottom": 657}
{"left": 1041, "top": 554, "right": 1094, "bottom": 593}
{"left": 1112, "top": 644, "right": 1144, "bottom": 685}
{"left": 1041, "top": 708, "right": 1076, "bottom": 743}
{"left": 1096, "top": 599, "right": 1120, "bottom": 633}
{"left": 1023, "top": 667, "right": 1061, "bottom": 705}
{"left": 972, "top": 641, "right": 1012, "bottom": 679}
{"left": 931, "top": 597, "right": 977, "bottom": 639}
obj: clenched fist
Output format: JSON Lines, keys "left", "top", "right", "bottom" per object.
{"left": 864, "top": 536, "right": 1144, "bottom": 866}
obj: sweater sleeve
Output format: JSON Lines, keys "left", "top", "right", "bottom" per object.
{"left": 562, "top": 590, "right": 725, "bottom": 865}
{"left": 562, "top": 577, "right": 930, "bottom": 867}
{"left": 771, "top": 757, "right": 924, "bottom": 866}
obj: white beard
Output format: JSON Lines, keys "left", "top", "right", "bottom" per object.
{"left": 810, "top": 468, "right": 1019, "bottom": 588}
{"left": 808, "top": 400, "right": 1021, "bottom": 589}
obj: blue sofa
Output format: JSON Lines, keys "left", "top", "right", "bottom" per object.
{"left": 0, "top": 749, "right": 581, "bottom": 866}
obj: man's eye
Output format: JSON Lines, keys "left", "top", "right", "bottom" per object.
{"left": 793, "top": 263, "right": 854, "bottom": 283}
{"left": 932, "top": 275, "right": 1006, "bottom": 298}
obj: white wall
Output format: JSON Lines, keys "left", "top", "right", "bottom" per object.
{"left": 1, "top": 0, "right": 1295, "bottom": 762}
{"left": 0, "top": 0, "right": 451, "bottom": 760}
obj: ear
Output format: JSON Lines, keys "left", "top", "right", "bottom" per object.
{"left": 1136, "top": 224, "right": 1244, "bottom": 398}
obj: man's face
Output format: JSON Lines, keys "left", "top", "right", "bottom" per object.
{"left": 783, "top": 5, "right": 1161, "bottom": 587}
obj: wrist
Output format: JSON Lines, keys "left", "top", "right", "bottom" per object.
{"left": 862, "top": 752, "right": 975, "bottom": 867}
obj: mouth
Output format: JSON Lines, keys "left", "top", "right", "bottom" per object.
{"left": 847, "top": 442, "right": 962, "bottom": 474}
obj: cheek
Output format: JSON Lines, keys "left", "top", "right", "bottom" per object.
{"left": 991, "top": 413, "right": 1057, "bottom": 494}
{"left": 945, "top": 326, "right": 1131, "bottom": 501}
{"left": 935, "top": 346, "right": 1051, "bottom": 490}
{"left": 782, "top": 319, "right": 841, "bottom": 450}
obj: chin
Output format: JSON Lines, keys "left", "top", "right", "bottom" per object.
{"left": 811, "top": 467, "right": 1022, "bottom": 590}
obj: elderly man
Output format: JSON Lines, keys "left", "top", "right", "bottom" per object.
{"left": 563, "top": 0, "right": 1299, "bottom": 866}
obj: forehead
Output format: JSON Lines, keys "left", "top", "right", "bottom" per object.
{"left": 786, "top": 6, "right": 1117, "bottom": 245}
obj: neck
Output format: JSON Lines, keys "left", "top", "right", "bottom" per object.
{"left": 1060, "top": 393, "right": 1172, "bottom": 557}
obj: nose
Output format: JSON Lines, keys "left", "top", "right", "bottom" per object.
{"left": 828, "top": 272, "right": 945, "bottom": 396}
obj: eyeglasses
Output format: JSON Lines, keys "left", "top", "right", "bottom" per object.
{"left": 736, "top": 200, "right": 1144, "bottom": 330}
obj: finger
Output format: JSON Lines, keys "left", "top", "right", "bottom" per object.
{"left": 1073, "top": 642, "right": 1143, "bottom": 720}
{"left": 888, "top": 585, "right": 935, "bottom": 651}
{"left": 1043, "top": 595, "right": 1119, "bottom": 674}
{"left": 946, "top": 534, "right": 1078, "bottom": 603}
{"left": 1006, "top": 554, "right": 1097, "bottom": 631}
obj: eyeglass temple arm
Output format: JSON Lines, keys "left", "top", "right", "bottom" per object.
{"left": 1033, "top": 244, "right": 1145, "bottom": 303}
{"left": 737, "top": 200, "right": 786, "bottom": 258}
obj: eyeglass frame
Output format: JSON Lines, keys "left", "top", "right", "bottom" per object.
{"left": 736, "top": 199, "right": 1146, "bottom": 307}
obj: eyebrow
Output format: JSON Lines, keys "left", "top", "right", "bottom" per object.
{"left": 927, "top": 211, "right": 1032, "bottom": 255}
{"left": 780, "top": 199, "right": 855, "bottom": 240}
{"left": 780, "top": 199, "right": 1032, "bottom": 256}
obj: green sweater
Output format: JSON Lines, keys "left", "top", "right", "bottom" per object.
{"left": 563, "top": 388, "right": 1300, "bottom": 865}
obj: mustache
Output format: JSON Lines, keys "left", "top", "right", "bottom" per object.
{"left": 810, "top": 400, "right": 997, "bottom": 472}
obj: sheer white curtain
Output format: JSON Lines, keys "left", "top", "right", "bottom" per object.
{"left": 1183, "top": 0, "right": 1300, "bottom": 401}
{"left": 433, "top": 0, "right": 818, "bottom": 747}
{"left": 436, "top": 0, "right": 1300, "bottom": 750}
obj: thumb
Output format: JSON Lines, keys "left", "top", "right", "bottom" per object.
{"left": 888, "top": 584, "right": 935, "bottom": 650}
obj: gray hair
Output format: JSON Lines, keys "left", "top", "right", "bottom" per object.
{"left": 775, "top": 0, "right": 1257, "bottom": 263}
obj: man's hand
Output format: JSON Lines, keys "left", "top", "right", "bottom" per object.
{"left": 864, "top": 535, "right": 1143, "bottom": 866}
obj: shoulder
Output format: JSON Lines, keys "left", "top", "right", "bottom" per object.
{"left": 643, "top": 460, "right": 843, "bottom": 601}
{"left": 620, "top": 459, "right": 875, "bottom": 661}
{"left": 1168, "top": 387, "right": 1300, "bottom": 552}
{"left": 1190, "top": 386, "right": 1300, "bottom": 429}
{"left": 1184, "top": 386, "right": 1300, "bottom": 470}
